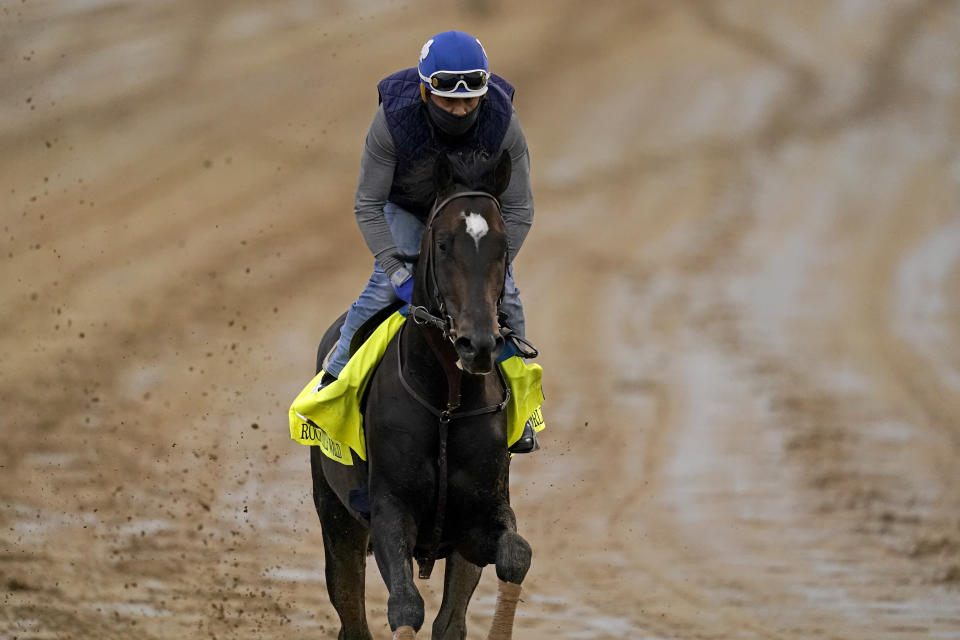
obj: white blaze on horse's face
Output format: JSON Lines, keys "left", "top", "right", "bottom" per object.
{"left": 461, "top": 211, "right": 489, "bottom": 250}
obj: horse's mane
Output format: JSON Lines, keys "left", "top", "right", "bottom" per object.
{"left": 397, "top": 149, "right": 508, "bottom": 208}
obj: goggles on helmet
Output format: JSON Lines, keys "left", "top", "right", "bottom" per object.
{"left": 428, "top": 69, "right": 488, "bottom": 93}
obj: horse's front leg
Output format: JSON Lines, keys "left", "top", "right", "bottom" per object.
{"left": 486, "top": 528, "right": 532, "bottom": 640}
{"left": 371, "top": 493, "right": 424, "bottom": 638}
{"left": 432, "top": 551, "right": 482, "bottom": 640}
{"left": 460, "top": 505, "right": 532, "bottom": 640}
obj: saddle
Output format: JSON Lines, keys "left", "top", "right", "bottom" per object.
{"left": 289, "top": 308, "right": 545, "bottom": 466}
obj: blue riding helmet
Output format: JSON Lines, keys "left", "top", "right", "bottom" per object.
{"left": 417, "top": 30, "right": 489, "bottom": 98}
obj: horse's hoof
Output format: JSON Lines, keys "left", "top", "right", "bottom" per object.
{"left": 393, "top": 625, "right": 416, "bottom": 640}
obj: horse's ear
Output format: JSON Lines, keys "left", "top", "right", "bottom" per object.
{"left": 488, "top": 150, "right": 512, "bottom": 197}
{"left": 434, "top": 152, "right": 455, "bottom": 194}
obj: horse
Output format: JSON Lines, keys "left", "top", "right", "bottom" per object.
{"left": 309, "top": 149, "right": 532, "bottom": 640}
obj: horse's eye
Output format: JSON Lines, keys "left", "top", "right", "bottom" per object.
{"left": 437, "top": 240, "right": 449, "bottom": 254}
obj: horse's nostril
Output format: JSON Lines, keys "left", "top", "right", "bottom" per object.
{"left": 454, "top": 337, "right": 476, "bottom": 355}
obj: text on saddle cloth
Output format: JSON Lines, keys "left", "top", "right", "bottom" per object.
{"left": 288, "top": 310, "right": 545, "bottom": 466}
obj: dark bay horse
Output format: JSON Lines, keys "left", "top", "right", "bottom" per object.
{"left": 310, "top": 150, "right": 532, "bottom": 640}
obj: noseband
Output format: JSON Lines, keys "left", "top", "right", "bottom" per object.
{"left": 408, "top": 190, "right": 506, "bottom": 343}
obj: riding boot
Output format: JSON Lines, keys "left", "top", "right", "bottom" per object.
{"left": 508, "top": 418, "right": 540, "bottom": 454}
{"left": 318, "top": 370, "right": 337, "bottom": 390}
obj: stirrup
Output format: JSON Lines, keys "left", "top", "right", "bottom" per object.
{"left": 500, "top": 327, "right": 539, "bottom": 359}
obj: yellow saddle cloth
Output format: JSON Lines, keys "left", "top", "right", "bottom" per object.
{"left": 289, "top": 311, "right": 545, "bottom": 466}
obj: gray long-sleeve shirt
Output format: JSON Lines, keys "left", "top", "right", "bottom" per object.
{"left": 354, "top": 105, "right": 534, "bottom": 279}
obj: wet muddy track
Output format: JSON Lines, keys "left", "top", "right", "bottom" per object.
{"left": 2, "top": 1, "right": 960, "bottom": 638}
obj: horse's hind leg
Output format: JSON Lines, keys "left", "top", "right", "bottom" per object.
{"left": 311, "top": 449, "right": 373, "bottom": 640}
{"left": 431, "top": 551, "right": 482, "bottom": 640}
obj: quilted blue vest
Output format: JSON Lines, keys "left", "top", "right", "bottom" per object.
{"left": 377, "top": 67, "right": 515, "bottom": 218}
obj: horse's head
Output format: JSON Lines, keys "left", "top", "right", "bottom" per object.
{"left": 415, "top": 150, "right": 512, "bottom": 375}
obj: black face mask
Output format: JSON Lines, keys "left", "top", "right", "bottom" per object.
{"left": 426, "top": 98, "right": 480, "bottom": 138}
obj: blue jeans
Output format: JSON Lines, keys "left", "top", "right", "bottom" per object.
{"left": 325, "top": 202, "right": 526, "bottom": 377}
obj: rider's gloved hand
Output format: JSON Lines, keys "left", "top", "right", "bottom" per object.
{"left": 390, "top": 267, "right": 414, "bottom": 304}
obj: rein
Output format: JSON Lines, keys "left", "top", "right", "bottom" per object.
{"left": 396, "top": 326, "right": 511, "bottom": 423}
{"left": 398, "top": 189, "right": 510, "bottom": 579}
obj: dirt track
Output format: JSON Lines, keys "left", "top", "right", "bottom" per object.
{"left": 2, "top": 1, "right": 960, "bottom": 638}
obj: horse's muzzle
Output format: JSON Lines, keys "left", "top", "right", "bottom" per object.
{"left": 454, "top": 332, "right": 504, "bottom": 374}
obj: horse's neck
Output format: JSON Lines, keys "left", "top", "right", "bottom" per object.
{"left": 402, "top": 323, "right": 488, "bottom": 410}
{"left": 404, "top": 322, "right": 455, "bottom": 394}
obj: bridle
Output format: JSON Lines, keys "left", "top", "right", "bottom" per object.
{"left": 402, "top": 187, "right": 510, "bottom": 417}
